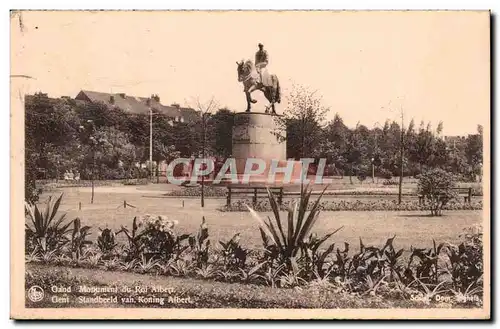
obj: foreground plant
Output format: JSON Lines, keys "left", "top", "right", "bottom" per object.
{"left": 97, "top": 227, "right": 120, "bottom": 256}
{"left": 189, "top": 217, "right": 210, "bottom": 268}
{"left": 248, "top": 186, "right": 342, "bottom": 276}
{"left": 219, "top": 233, "right": 247, "bottom": 270}
{"left": 139, "top": 215, "right": 190, "bottom": 261}
{"left": 25, "top": 194, "right": 73, "bottom": 253}
{"left": 71, "top": 217, "right": 92, "bottom": 260}
{"left": 442, "top": 226, "right": 483, "bottom": 292}
{"left": 121, "top": 217, "right": 146, "bottom": 261}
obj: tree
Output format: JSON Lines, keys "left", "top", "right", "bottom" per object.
{"left": 410, "top": 121, "right": 434, "bottom": 174}
{"left": 208, "top": 108, "right": 235, "bottom": 158}
{"left": 149, "top": 109, "right": 178, "bottom": 181}
{"left": 274, "top": 83, "right": 329, "bottom": 160}
{"left": 417, "top": 168, "right": 457, "bottom": 216}
{"left": 189, "top": 97, "right": 219, "bottom": 207}
{"left": 274, "top": 83, "right": 329, "bottom": 195}
{"left": 465, "top": 125, "right": 483, "bottom": 181}
{"left": 78, "top": 121, "right": 112, "bottom": 203}
{"left": 320, "top": 114, "right": 349, "bottom": 176}
{"left": 25, "top": 93, "right": 81, "bottom": 177}
{"left": 343, "top": 123, "right": 369, "bottom": 184}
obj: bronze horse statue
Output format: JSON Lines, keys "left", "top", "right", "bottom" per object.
{"left": 236, "top": 60, "right": 281, "bottom": 114}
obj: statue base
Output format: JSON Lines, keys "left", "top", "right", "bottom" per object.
{"left": 230, "top": 112, "right": 302, "bottom": 185}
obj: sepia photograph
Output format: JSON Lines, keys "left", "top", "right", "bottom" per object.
{"left": 10, "top": 10, "right": 490, "bottom": 320}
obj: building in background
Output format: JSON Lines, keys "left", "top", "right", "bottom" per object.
{"left": 75, "top": 90, "right": 199, "bottom": 123}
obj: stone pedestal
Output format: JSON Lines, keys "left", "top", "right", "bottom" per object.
{"left": 231, "top": 112, "right": 302, "bottom": 185}
{"left": 232, "top": 112, "right": 286, "bottom": 160}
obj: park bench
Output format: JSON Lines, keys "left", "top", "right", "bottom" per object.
{"left": 226, "top": 186, "right": 284, "bottom": 207}
{"left": 418, "top": 187, "right": 473, "bottom": 205}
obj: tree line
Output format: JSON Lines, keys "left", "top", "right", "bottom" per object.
{"left": 277, "top": 85, "right": 483, "bottom": 183}
{"left": 25, "top": 89, "right": 483, "bottom": 200}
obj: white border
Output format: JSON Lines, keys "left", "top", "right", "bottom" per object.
{"left": 4, "top": 1, "right": 498, "bottom": 327}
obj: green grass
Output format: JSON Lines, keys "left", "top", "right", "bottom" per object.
{"left": 35, "top": 187, "right": 482, "bottom": 252}
{"left": 27, "top": 264, "right": 472, "bottom": 309}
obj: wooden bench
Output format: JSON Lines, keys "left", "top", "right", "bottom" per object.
{"left": 226, "top": 186, "right": 284, "bottom": 207}
{"left": 418, "top": 187, "right": 473, "bottom": 205}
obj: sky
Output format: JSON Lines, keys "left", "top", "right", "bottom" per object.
{"left": 11, "top": 11, "right": 490, "bottom": 135}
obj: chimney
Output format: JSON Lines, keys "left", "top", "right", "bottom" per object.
{"left": 118, "top": 93, "right": 126, "bottom": 99}
{"left": 171, "top": 103, "right": 180, "bottom": 109}
{"left": 151, "top": 94, "right": 160, "bottom": 103}
{"left": 110, "top": 95, "right": 115, "bottom": 104}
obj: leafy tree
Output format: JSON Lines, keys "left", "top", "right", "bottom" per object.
{"left": 24, "top": 91, "right": 485, "bottom": 201}
{"left": 410, "top": 121, "right": 435, "bottom": 173}
{"left": 465, "top": 125, "right": 483, "bottom": 181}
{"left": 78, "top": 121, "right": 112, "bottom": 203}
{"left": 417, "top": 168, "right": 457, "bottom": 216}
{"left": 208, "top": 108, "right": 235, "bottom": 158}
{"left": 274, "top": 83, "right": 329, "bottom": 160}
{"left": 343, "top": 123, "right": 369, "bottom": 184}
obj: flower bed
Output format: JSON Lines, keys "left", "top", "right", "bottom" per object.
{"left": 25, "top": 193, "right": 484, "bottom": 308}
{"left": 166, "top": 186, "right": 227, "bottom": 197}
{"left": 219, "top": 199, "right": 483, "bottom": 212}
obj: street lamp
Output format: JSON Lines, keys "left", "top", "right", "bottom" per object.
{"left": 380, "top": 99, "right": 405, "bottom": 204}
{"left": 371, "top": 157, "right": 375, "bottom": 183}
{"left": 79, "top": 119, "right": 98, "bottom": 204}
{"left": 147, "top": 101, "right": 162, "bottom": 183}
{"left": 149, "top": 106, "right": 153, "bottom": 182}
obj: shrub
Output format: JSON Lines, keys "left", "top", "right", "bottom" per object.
{"left": 378, "top": 168, "right": 393, "bottom": 180}
{"left": 418, "top": 168, "right": 457, "bottom": 216}
{"left": 167, "top": 186, "right": 227, "bottom": 197}
{"left": 136, "top": 215, "right": 190, "bottom": 261}
{"left": 123, "top": 178, "right": 150, "bottom": 186}
{"left": 357, "top": 173, "right": 367, "bottom": 184}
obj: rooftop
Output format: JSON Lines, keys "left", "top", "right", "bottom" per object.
{"left": 75, "top": 90, "right": 199, "bottom": 122}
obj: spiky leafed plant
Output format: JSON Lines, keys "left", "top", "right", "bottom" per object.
{"left": 238, "top": 261, "right": 267, "bottom": 284}
{"left": 135, "top": 254, "right": 162, "bottom": 274}
{"left": 71, "top": 217, "right": 92, "bottom": 260}
{"left": 25, "top": 194, "right": 73, "bottom": 253}
{"left": 195, "top": 264, "right": 217, "bottom": 279}
{"left": 97, "top": 227, "right": 120, "bottom": 255}
{"left": 247, "top": 186, "right": 342, "bottom": 274}
{"left": 189, "top": 217, "right": 211, "bottom": 268}
{"left": 121, "top": 217, "right": 146, "bottom": 261}
{"left": 219, "top": 233, "right": 247, "bottom": 269}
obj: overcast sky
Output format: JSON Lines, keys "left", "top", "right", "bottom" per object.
{"left": 11, "top": 11, "right": 489, "bottom": 135}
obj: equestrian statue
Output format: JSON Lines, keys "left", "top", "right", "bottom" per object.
{"left": 236, "top": 43, "right": 281, "bottom": 114}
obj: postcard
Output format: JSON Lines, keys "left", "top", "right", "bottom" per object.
{"left": 10, "top": 10, "right": 490, "bottom": 320}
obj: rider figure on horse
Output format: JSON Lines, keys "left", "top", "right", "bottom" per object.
{"left": 255, "top": 43, "right": 269, "bottom": 86}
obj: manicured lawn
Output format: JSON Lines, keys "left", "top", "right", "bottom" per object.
{"left": 26, "top": 264, "right": 468, "bottom": 310}
{"left": 37, "top": 186, "right": 483, "bottom": 252}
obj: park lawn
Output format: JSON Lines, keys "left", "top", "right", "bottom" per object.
{"left": 36, "top": 187, "right": 483, "bottom": 253}
{"left": 27, "top": 263, "right": 463, "bottom": 310}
